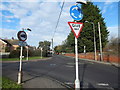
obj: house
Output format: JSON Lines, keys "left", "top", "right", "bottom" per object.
{"left": 6, "top": 39, "right": 19, "bottom": 51}
{"left": 0, "top": 38, "right": 19, "bottom": 52}
{"left": 0, "top": 39, "right": 7, "bottom": 53}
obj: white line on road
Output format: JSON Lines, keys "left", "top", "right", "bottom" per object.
{"left": 97, "top": 83, "right": 109, "bottom": 86}
{"left": 64, "top": 82, "right": 74, "bottom": 85}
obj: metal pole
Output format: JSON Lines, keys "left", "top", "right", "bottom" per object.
{"left": 84, "top": 46, "right": 86, "bottom": 58}
{"left": 98, "top": 22, "right": 103, "bottom": 61}
{"left": 52, "top": 38, "right": 53, "bottom": 56}
{"left": 84, "top": 46, "right": 86, "bottom": 54}
{"left": 18, "top": 46, "right": 23, "bottom": 84}
{"left": 41, "top": 47, "right": 42, "bottom": 59}
{"left": 26, "top": 46, "right": 28, "bottom": 61}
{"left": 92, "top": 23, "right": 97, "bottom": 60}
{"left": 75, "top": 37, "right": 80, "bottom": 90}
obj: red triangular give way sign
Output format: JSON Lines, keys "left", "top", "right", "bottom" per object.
{"left": 68, "top": 22, "right": 83, "bottom": 38}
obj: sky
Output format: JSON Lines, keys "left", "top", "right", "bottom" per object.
{"left": 0, "top": 0, "right": 119, "bottom": 48}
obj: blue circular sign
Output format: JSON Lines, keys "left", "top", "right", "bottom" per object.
{"left": 70, "top": 5, "right": 83, "bottom": 21}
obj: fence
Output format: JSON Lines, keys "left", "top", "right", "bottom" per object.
{"left": 64, "top": 53, "right": 119, "bottom": 63}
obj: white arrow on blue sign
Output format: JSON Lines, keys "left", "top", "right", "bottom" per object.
{"left": 70, "top": 4, "right": 83, "bottom": 21}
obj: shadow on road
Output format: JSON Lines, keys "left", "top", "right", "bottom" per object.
{"left": 80, "top": 63, "right": 97, "bottom": 90}
{"left": 80, "top": 63, "right": 87, "bottom": 88}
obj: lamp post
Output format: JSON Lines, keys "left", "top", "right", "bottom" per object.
{"left": 85, "top": 21, "right": 97, "bottom": 60}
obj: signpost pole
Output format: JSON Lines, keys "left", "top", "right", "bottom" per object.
{"left": 75, "top": 37, "right": 80, "bottom": 90}
{"left": 18, "top": 46, "right": 23, "bottom": 84}
{"left": 27, "top": 46, "right": 28, "bottom": 61}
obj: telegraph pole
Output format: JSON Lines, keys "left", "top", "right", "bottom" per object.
{"left": 98, "top": 22, "right": 103, "bottom": 61}
{"left": 92, "top": 23, "right": 97, "bottom": 60}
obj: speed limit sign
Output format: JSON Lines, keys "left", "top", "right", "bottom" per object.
{"left": 17, "top": 31, "right": 27, "bottom": 41}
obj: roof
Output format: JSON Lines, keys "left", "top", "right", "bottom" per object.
{"left": 0, "top": 39, "right": 7, "bottom": 44}
{"left": 1, "top": 39, "right": 19, "bottom": 45}
{"left": 7, "top": 39, "right": 19, "bottom": 45}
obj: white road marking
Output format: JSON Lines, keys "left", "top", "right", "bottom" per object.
{"left": 97, "top": 83, "right": 109, "bottom": 86}
{"left": 64, "top": 82, "right": 74, "bottom": 85}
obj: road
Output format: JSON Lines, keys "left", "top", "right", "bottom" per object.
{"left": 2, "top": 55, "right": 119, "bottom": 89}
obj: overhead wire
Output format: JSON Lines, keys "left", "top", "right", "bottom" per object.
{"left": 52, "top": 0, "right": 65, "bottom": 39}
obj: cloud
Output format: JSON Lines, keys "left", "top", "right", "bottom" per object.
{"left": 6, "top": 20, "right": 12, "bottom": 22}
{"left": 1, "top": 1, "right": 73, "bottom": 47}
{"left": 107, "top": 26, "right": 118, "bottom": 39}
{"left": 1, "top": 0, "right": 119, "bottom": 2}
{"left": 0, "top": 28, "right": 18, "bottom": 39}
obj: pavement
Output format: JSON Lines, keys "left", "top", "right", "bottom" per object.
{"left": 2, "top": 57, "right": 69, "bottom": 89}
{"left": 21, "top": 71, "right": 68, "bottom": 89}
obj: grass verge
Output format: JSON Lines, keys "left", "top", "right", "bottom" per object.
{"left": 1, "top": 77, "right": 22, "bottom": 89}
{"left": 0, "top": 56, "right": 47, "bottom": 61}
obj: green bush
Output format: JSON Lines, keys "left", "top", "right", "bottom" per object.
{"left": 9, "top": 50, "right": 20, "bottom": 58}
{"left": 9, "top": 50, "right": 27, "bottom": 58}
{"left": 32, "top": 49, "right": 48, "bottom": 57}
{"left": 9, "top": 49, "right": 49, "bottom": 58}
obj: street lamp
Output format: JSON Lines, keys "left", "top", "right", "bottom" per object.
{"left": 76, "top": 0, "right": 87, "bottom": 4}
{"left": 85, "top": 21, "right": 97, "bottom": 60}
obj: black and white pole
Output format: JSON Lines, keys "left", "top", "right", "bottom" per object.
{"left": 75, "top": 37, "right": 80, "bottom": 89}
{"left": 18, "top": 46, "right": 23, "bottom": 84}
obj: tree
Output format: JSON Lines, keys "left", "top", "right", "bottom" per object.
{"left": 104, "top": 37, "right": 119, "bottom": 55}
{"left": 38, "top": 41, "right": 51, "bottom": 56}
{"left": 64, "top": 1, "right": 109, "bottom": 53}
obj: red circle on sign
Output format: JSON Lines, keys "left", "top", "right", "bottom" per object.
{"left": 17, "top": 31, "right": 27, "bottom": 41}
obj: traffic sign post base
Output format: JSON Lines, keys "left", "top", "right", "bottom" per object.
{"left": 75, "top": 79, "right": 80, "bottom": 90}
{"left": 17, "top": 71, "right": 23, "bottom": 84}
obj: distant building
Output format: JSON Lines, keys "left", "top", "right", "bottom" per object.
{"left": 0, "top": 39, "right": 7, "bottom": 53}
{"left": 0, "top": 38, "right": 19, "bottom": 52}
{"left": 0, "top": 38, "right": 36, "bottom": 53}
